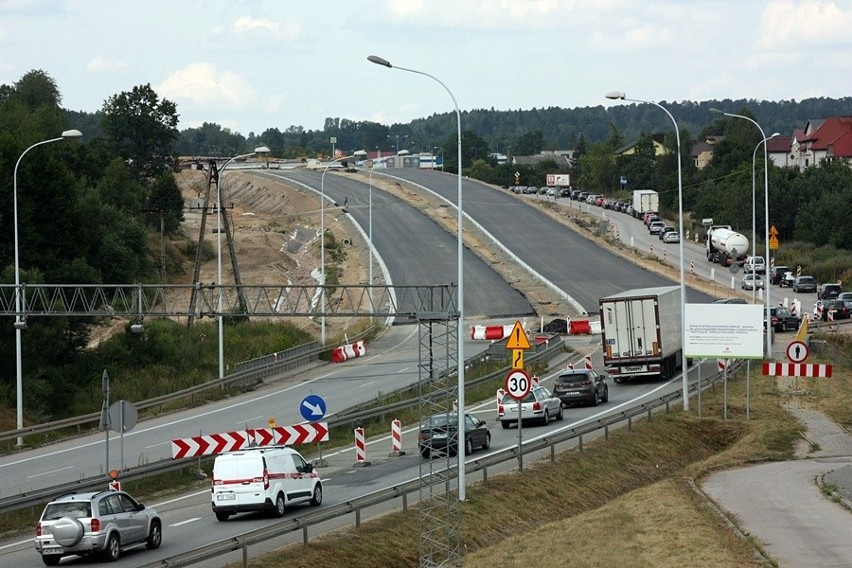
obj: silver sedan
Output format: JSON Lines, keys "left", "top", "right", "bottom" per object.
{"left": 498, "top": 385, "right": 563, "bottom": 428}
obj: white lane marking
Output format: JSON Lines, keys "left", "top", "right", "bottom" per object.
{"left": 396, "top": 367, "right": 410, "bottom": 374}
{"left": 0, "top": 372, "right": 341, "bottom": 468}
{"left": 170, "top": 517, "right": 202, "bottom": 527}
{"left": 360, "top": 381, "right": 376, "bottom": 388}
{"left": 28, "top": 466, "right": 72, "bottom": 479}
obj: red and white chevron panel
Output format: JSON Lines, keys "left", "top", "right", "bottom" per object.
{"left": 170, "top": 422, "right": 330, "bottom": 459}
{"left": 170, "top": 430, "right": 251, "bottom": 459}
{"left": 762, "top": 362, "right": 833, "bottom": 378}
{"left": 253, "top": 422, "right": 330, "bottom": 446}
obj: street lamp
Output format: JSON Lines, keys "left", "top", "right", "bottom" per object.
{"left": 387, "top": 134, "right": 408, "bottom": 155}
{"left": 13, "top": 129, "right": 82, "bottom": 446}
{"left": 711, "top": 108, "right": 773, "bottom": 358}
{"left": 216, "top": 146, "right": 270, "bottom": 379}
{"left": 319, "top": 150, "right": 367, "bottom": 345}
{"left": 751, "top": 133, "right": 780, "bottom": 303}
{"left": 605, "top": 91, "right": 688, "bottom": 411}
{"left": 369, "top": 54, "right": 467, "bottom": 499}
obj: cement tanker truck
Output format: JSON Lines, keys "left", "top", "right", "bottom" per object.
{"left": 705, "top": 225, "right": 749, "bottom": 266}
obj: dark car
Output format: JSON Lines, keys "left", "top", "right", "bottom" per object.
{"left": 769, "top": 266, "right": 791, "bottom": 285}
{"left": 553, "top": 369, "right": 609, "bottom": 407}
{"left": 418, "top": 412, "right": 490, "bottom": 458}
{"left": 822, "top": 299, "right": 852, "bottom": 320}
{"left": 713, "top": 298, "right": 748, "bottom": 304}
{"left": 818, "top": 283, "right": 843, "bottom": 301}
{"left": 765, "top": 306, "right": 801, "bottom": 331}
{"left": 793, "top": 275, "right": 817, "bottom": 293}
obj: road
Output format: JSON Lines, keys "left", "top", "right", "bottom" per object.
{"left": 375, "top": 169, "right": 713, "bottom": 312}
{"left": 2, "top": 341, "right": 713, "bottom": 567}
{"left": 0, "top": 169, "right": 746, "bottom": 567}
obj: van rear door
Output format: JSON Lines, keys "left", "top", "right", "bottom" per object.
{"left": 213, "top": 454, "right": 268, "bottom": 508}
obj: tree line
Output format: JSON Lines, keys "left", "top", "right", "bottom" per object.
{"left": 0, "top": 68, "right": 849, "bottom": 421}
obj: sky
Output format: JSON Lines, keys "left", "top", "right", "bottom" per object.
{"left": 1, "top": 0, "right": 851, "bottom": 138}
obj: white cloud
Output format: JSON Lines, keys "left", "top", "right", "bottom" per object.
{"left": 208, "top": 15, "right": 305, "bottom": 42}
{"left": 383, "top": 0, "right": 573, "bottom": 31}
{"left": 86, "top": 56, "right": 128, "bottom": 74}
{"left": 757, "top": 0, "right": 852, "bottom": 49}
{"left": 157, "top": 63, "right": 255, "bottom": 109}
{"left": 233, "top": 16, "right": 279, "bottom": 35}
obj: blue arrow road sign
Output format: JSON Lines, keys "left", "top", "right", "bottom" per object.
{"left": 300, "top": 394, "right": 327, "bottom": 422}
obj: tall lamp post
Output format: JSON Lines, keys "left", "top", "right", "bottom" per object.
{"left": 750, "top": 133, "right": 780, "bottom": 303}
{"left": 369, "top": 54, "right": 467, "bottom": 499}
{"left": 13, "top": 129, "right": 83, "bottom": 446}
{"left": 606, "top": 91, "right": 688, "bottom": 411}
{"left": 711, "top": 109, "right": 773, "bottom": 358}
{"left": 319, "top": 150, "right": 367, "bottom": 345}
{"left": 216, "top": 146, "right": 270, "bottom": 379}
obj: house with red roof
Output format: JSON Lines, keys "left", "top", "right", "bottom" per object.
{"left": 790, "top": 116, "right": 852, "bottom": 169}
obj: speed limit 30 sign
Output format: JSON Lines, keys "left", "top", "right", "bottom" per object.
{"left": 505, "top": 369, "right": 532, "bottom": 400}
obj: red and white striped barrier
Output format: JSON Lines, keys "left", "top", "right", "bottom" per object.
{"left": 389, "top": 419, "right": 404, "bottom": 456}
{"left": 717, "top": 359, "right": 731, "bottom": 373}
{"left": 470, "top": 324, "right": 515, "bottom": 341}
{"left": 584, "top": 354, "right": 593, "bottom": 370}
{"left": 762, "top": 362, "right": 832, "bottom": 378}
{"left": 353, "top": 427, "right": 370, "bottom": 466}
{"left": 331, "top": 340, "right": 367, "bottom": 363}
{"left": 496, "top": 388, "right": 506, "bottom": 406}
{"left": 566, "top": 362, "right": 574, "bottom": 370}
{"left": 690, "top": 260, "right": 695, "bottom": 274}
{"left": 650, "top": 244, "right": 654, "bottom": 255}
{"left": 531, "top": 375, "right": 540, "bottom": 386}
{"left": 663, "top": 249, "right": 668, "bottom": 261}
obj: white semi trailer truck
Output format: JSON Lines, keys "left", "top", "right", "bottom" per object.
{"left": 599, "top": 286, "right": 683, "bottom": 383}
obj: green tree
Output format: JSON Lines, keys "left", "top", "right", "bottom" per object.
{"left": 146, "top": 173, "right": 185, "bottom": 234}
{"left": 513, "top": 130, "right": 544, "bottom": 155}
{"left": 101, "top": 84, "right": 179, "bottom": 180}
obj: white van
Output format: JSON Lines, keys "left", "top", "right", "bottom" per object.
{"left": 211, "top": 447, "right": 322, "bottom": 521}
{"left": 744, "top": 256, "right": 766, "bottom": 274}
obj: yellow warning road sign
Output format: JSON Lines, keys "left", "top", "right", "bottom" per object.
{"left": 769, "top": 234, "right": 780, "bottom": 250}
{"left": 505, "top": 321, "right": 531, "bottom": 350}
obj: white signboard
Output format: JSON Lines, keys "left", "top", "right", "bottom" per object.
{"left": 685, "top": 304, "right": 764, "bottom": 359}
{"left": 546, "top": 173, "right": 571, "bottom": 186}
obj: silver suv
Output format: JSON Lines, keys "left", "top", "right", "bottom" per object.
{"left": 34, "top": 490, "right": 162, "bottom": 565}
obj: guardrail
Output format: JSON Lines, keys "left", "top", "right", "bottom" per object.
{"left": 0, "top": 335, "right": 562, "bottom": 514}
{"left": 0, "top": 339, "right": 335, "bottom": 449}
{"left": 133, "top": 363, "right": 729, "bottom": 568}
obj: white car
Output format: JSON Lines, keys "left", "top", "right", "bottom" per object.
{"left": 741, "top": 274, "right": 765, "bottom": 290}
{"left": 498, "top": 384, "right": 563, "bottom": 428}
{"left": 662, "top": 230, "right": 680, "bottom": 243}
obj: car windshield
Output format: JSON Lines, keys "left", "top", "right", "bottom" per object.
{"left": 557, "top": 373, "right": 590, "bottom": 385}
{"left": 502, "top": 391, "right": 537, "bottom": 404}
{"left": 44, "top": 501, "right": 92, "bottom": 520}
{"left": 799, "top": 277, "right": 815, "bottom": 283}
{"left": 424, "top": 414, "right": 459, "bottom": 428}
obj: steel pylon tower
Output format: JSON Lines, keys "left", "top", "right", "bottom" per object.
{"left": 187, "top": 160, "right": 248, "bottom": 327}
{"left": 418, "top": 309, "right": 462, "bottom": 567}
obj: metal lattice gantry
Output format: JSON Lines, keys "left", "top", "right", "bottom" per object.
{"left": 0, "top": 283, "right": 457, "bottom": 320}
{"left": 417, "top": 313, "right": 462, "bottom": 567}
